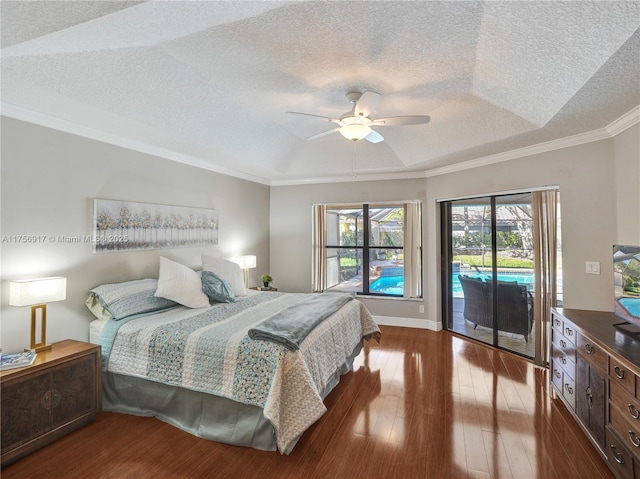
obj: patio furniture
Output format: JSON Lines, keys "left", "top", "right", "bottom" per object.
{"left": 458, "top": 275, "right": 533, "bottom": 342}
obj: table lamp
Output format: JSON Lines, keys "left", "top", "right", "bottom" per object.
{"left": 9, "top": 277, "right": 67, "bottom": 352}
{"left": 231, "top": 255, "right": 256, "bottom": 287}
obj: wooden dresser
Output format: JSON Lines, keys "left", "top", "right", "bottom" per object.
{"left": 551, "top": 308, "right": 640, "bottom": 479}
{"left": 0, "top": 340, "right": 101, "bottom": 467}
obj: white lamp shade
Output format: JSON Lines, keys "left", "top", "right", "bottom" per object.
{"left": 9, "top": 277, "right": 67, "bottom": 306}
{"left": 231, "top": 255, "right": 256, "bottom": 269}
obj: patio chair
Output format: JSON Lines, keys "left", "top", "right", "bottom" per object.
{"left": 458, "top": 275, "right": 533, "bottom": 342}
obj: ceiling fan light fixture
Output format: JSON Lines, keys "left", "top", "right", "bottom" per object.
{"left": 339, "top": 124, "right": 371, "bottom": 141}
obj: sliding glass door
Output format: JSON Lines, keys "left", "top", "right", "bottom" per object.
{"left": 442, "top": 193, "right": 537, "bottom": 359}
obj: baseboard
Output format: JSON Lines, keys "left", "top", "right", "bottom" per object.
{"left": 373, "top": 315, "right": 442, "bottom": 332}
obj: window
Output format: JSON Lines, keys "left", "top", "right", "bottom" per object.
{"left": 313, "top": 202, "right": 422, "bottom": 298}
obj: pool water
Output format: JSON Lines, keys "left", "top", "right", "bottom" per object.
{"left": 452, "top": 273, "right": 534, "bottom": 296}
{"left": 369, "top": 275, "right": 404, "bottom": 295}
{"left": 619, "top": 297, "right": 640, "bottom": 317}
{"left": 369, "top": 271, "right": 535, "bottom": 297}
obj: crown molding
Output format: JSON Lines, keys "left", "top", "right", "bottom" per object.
{"left": 270, "top": 170, "right": 427, "bottom": 186}
{"left": 2, "top": 102, "right": 637, "bottom": 186}
{"left": 0, "top": 103, "right": 273, "bottom": 186}
{"left": 424, "top": 106, "right": 640, "bottom": 179}
{"left": 606, "top": 105, "right": 640, "bottom": 136}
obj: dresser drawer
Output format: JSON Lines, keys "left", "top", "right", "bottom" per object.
{"left": 552, "top": 345, "right": 576, "bottom": 378}
{"left": 561, "top": 322, "right": 577, "bottom": 345}
{"left": 610, "top": 380, "right": 640, "bottom": 427}
{"left": 610, "top": 357, "right": 637, "bottom": 397}
{"left": 552, "top": 330, "right": 576, "bottom": 362}
{"left": 577, "top": 332, "right": 608, "bottom": 372}
{"left": 552, "top": 359, "right": 565, "bottom": 393}
{"left": 606, "top": 427, "right": 635, "bottom": 479}
{"left": 562, "top": 369, "right": 576, "bottom": 410}
{"left": 610, "top": 401, "right": 640, "bottom": 458}
{"left": 552, "top": 314, "right": 563, "bottom": 334}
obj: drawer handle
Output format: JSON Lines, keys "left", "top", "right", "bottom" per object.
{"left": 554, "top": 319, "right": 561, "bottom": 327}
{"left": 610, "top": 445, "right": 625, "bottom": 464}
{"left": 554, "top": 370, "right": 561, "bottom": 379}
{"left": 629, "top": 431, "right": 640, "bottom": 448}
{"left": 560, "top": 340, "right": 567, "bottom": 348}
{"left": 564, "top": 328, "right": 573, "bottom": 336}
{"left": 628, "top": 404, "right": 640, "bottom": 420}
{"left": 41, "top": 390, "right": 52, "bottom": 410}
{"left": 614, "top": 366, "right": 626, "bottom": 379}
{"left": 564, "top": 384, "right": 574, "bottom": 395}
{"left": 560, "top": 357, "right": 566, "bottom": 364}
{"left": 584, "top": 343, "right": 595, "bottom": 354}
{"left": 52, "top": 389, "right": 61, "bottom": 409}
{"left": 586, "top": 387, "right": 593, "bottom": 408}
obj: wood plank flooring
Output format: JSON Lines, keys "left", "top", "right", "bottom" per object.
{"left": 2, "top": 326, "right": 613, "bottom": 479}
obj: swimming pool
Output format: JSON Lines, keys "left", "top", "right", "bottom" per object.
{"left": 452, "top": 272, "right": 534, "bottom": 296}
{"left": 369, "top": 275, "right": 404, "bottom": 295}
{"left": 618, "top": 297, "right": 640, "bottom": 317}
{"left": 369, "top": 271, "right": 535, "bottom": 296}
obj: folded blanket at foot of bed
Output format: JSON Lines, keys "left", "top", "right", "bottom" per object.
{"left": 247, "top": 293, "right": 353, "bottom": 350}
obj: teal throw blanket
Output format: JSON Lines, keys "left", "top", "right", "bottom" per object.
{"left": 248, "top": 293, "right": 353, "bottom": 350}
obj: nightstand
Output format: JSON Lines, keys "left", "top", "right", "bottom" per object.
{"left": 250, "top": 286, "right": 278, "bottom": 291}
{"left": 0, "top": 340, "right": 101, "bottom": 466}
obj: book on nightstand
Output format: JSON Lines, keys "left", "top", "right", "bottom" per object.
{"left": 0, "top": 350, "right": 37, "bottom": 370}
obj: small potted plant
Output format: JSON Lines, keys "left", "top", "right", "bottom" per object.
{"left": 260, "top": 274, "right": 273, "bottom": 288}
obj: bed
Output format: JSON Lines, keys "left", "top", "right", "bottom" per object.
{"left": 88, "top": 257, "right": 380, "bottom": 455}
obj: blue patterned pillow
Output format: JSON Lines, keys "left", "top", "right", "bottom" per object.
{"left": 201, "top": 271, "right": 236, "bottom": 303}
{"left": 88, "top": 278, "right": 178, "bottom": 320}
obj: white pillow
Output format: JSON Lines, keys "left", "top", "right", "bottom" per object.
{"left": 201, "top": 254, "right": 247, "bottom": 297}
{"left": 155, "top": 257, "right": 210, "bottom": 308}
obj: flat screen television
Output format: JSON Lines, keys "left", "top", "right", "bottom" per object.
{"left": 613, "top": 245, "right": 640, "bottom": 330}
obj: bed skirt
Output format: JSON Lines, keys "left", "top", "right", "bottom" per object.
{"left": 101, "top": 338, "right": 365, "bottom": 452}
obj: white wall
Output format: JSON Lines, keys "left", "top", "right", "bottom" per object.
{"left": 423, "top": 133, "right": 633, "bottom": 325}
{"left": 1, "top": 117, "right": 270, "bottom": 353}
{"left": 271, "top": 124, "right": 640, "bottom": 329}
{"left": 270, "top": 179, "right": 432, "bottom": 328}
{"left": 2, "top": 116, "right": 638, "bottom": 352}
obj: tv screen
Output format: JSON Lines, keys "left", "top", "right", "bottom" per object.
{"left": 613, "top": 245, "right": 640, "bottom": 326}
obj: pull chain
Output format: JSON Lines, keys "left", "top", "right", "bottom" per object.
{"left": 351, "top": 140, "right": 359, "bottom": 178}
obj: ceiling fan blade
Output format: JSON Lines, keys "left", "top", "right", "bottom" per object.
{"left": 306, "top": 128, "right": 340, "bottom": 140}
{"left": 372, "top": 115, "right": 430, "bottom": 126}
{"left": 354, "top": 91, "right": 381, "bottom": 118}
{"left": 365, "top": 130, "right": 384, "bottom": 144}
{"left": 286, "top": 112, "right": 340, "bottom": 123}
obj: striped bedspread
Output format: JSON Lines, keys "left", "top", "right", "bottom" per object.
{"left": 103, "top": 292, "right": 380, "bottom": 454}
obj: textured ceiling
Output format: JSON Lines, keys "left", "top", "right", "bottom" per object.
{"left": 2, "top": 1, "right": 639, "bottom": 185}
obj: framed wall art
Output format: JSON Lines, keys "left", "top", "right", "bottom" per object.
{"left": 92, "top": 199, "right": 218, "bottom": 253}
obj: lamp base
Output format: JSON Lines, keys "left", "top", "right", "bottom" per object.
{"left": 25, "top": 344, "right": 51, "bottom": 353}
{"left": 29, "top": 304, "right": 51, "bottom": 354}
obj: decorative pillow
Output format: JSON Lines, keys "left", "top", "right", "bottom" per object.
{"left": 155, "top": 257, "right": 210, "bottom": 308}
{"left": 201, "top": 270, "right": 235, "bottom": 303}
{"left": 88, "top": 278, "right": 177, "bottom": 321}
{"left": 202, "top": 254, "right": 247, "bottom": 297}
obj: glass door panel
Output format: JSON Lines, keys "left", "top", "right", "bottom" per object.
{"left": 443, "top": 193, "right": 535, "bottom": 359}
{"left": 494, "top": 194, "right": 534, "bottom": 357}
{"left": 447, "top": 197, "right": 496, "bottom": 348}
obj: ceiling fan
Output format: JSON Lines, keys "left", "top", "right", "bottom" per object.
{"left": 286, "top": 91, "right": 430, "bottom": 143}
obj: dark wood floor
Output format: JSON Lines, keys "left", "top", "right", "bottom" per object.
{"left": 2, "top": 326, "right": 613, "bottom": 479}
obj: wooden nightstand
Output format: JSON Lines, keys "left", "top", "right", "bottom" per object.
{"left": 0, "top": 340, "right": 101, "bottom": 467}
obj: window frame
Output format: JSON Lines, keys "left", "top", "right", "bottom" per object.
{"left": 319, "top": 201, "right": 422, "bottom": 299}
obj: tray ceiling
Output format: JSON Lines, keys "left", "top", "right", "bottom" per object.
{"left": 2, "top": 1, "right": 639, "bottom": 185}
